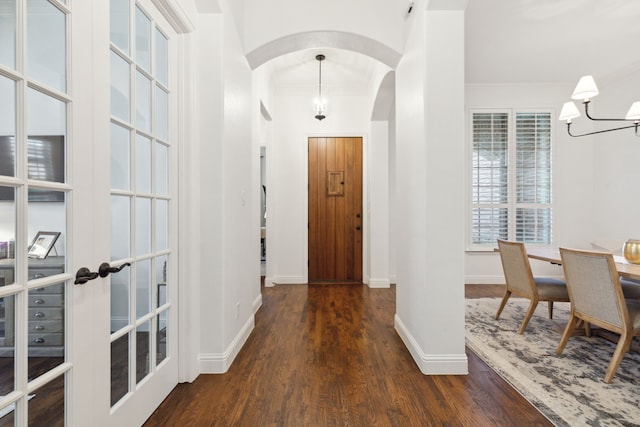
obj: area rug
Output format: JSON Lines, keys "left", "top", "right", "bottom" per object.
{"left": 465, "top": 298, "right": 640, "bottom": 427}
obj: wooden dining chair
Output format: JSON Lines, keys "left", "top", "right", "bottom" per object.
{"left": 557, "top": 248, "right": 640, "bottom": 383}
{"left": 496, "top": 239, "right": 570, "bottom": 334}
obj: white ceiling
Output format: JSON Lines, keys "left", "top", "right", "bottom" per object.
{"left": 465, "top": 0, "right": 640, "bottom": 85}
{"left": 261, "top": 1, "right": 640, "bottom": 92}
{"left": 261, "top": 47, "right": 382, "bottom": 94}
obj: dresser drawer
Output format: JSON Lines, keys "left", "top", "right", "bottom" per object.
{"left": 31, "top": 284, "right": 64, "bottom": 295}
{"left": 29, "top": 268, "right": 65, "bottom": 280}
{"left": 30, "top": 320, "right": 63, "bottom": 334}
{"left": 29, "top": 294, "right": 63, "bottom": 307}
{"left": 29, "top": 333, "right": 63, "bottom": 346}
{"left": 29, "top": 308, "right": 63, "bottom": 321}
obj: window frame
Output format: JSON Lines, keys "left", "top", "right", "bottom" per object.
{"left": 466, "top": 107, "right": 556, "bottom": 251}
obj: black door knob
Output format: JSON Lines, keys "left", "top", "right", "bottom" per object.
{"left": 99, "top": 262, "right": 131, "bottom": 278}
{"left": 74, "top": 267, "right": 99, "bottom": 285}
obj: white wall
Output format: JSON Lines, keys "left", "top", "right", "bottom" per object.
{"left": 388, "top": 102, "right": 397, "bottom": 283}
{"left": 192, "top": 11, "right": 225, "bottom": 366}
{"left": 267, "top": 90, "right": 371, "bottom": 285}
{"left": 592, "top": 70, "right": 640, "bottom": 243}
{"left": 252, "top": 63, "right": 274, "bottom": 279}
{"left": 188, "top": 0, "right": 260, "bottom": 374}
{"left": 219, "top": 0, "right": 260, "bottom": 366}
{"left": 368, "top": 121, "right": 390, "bottom": 288}
{"left": 393, "top": 6, "right": 467, "bottom": 375}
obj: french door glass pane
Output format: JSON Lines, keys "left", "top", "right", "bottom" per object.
{"left": 155, "top": 87, "right": 168, "bottom": 141}
{"left": 136, "top": 134, "right": 151, "bottom": 193}
{"left": 155, "top": 29, "right": 168, "bottom": 86}
{"left": 155, "top": 143, "right": 168, "bottom": 196}
{"left": 156, "top": 255, "right": 167, "bottom": 307}
{"left": 110, "top": 0, "right": 130, "bottom": 54}
{"left": 110, "top": 51, "right": 131, "bottom": 123}
{"left": 28, "top": 372, "right": 65, "bottom": 427}
{"left": 135, "top": 72, "right": 151, "bottom": 133}
{"left": 27, "top": 89, "right": 66, "bottom": 184}
{"left": 111, "top": 195, "right": 131, "bottom": 261}
{"left": 136, "top": 320, "right": 150, "bottom": 383}
{"left": 0, "top": 78, "right": 16, "bottom": 180}
{"left": 136, "top": 258, "right": 150, "bottom": 319}
{"left": 111, "top": 123, "right": 131, "bottom": 191}
{"left": 135, "top": 197, "right": 151, "bottom": 256}
{"left": 0, "top": 0, "right": 16, "bottom": 68}
{"left": 0, "top": 295, "right": 15, "bottom": 397}
{"left": 111, "top": 266, "right": 130, "bottom": 328}
{"left": 156, "top": 199, "right": 168, "bottom": 251}
{"left": 28, "top": 190, "right": 66, "bottom": 272}
{"left": 28, "top": 283, "right": 65, "bottom": 379}
{"left": 27, "top": 0, "right": 66, "bottom": 92}
{"left": 135, "top": 6, "right": 151, "bottom": 72}
{"left": 111, "top": 333, "right": 129, "bottom": 406}
{"left": 0, "top": 188, "right": 16, "bottom": 280}
{"left": 156, "top": 310, "right": 167, "bottom": 365}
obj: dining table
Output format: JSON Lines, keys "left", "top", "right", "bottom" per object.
{"left": 525, "top": 246, "right": 640, "bottom": 351}
{"left": 526, "top": 246, "right": 640, "bottom": 281}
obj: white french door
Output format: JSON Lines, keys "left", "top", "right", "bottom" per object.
{"left": 103, "top": 0, "right": 179, "bottom": 423}
{"left": 0, "top": 0, "right": 180, "bottom": 425}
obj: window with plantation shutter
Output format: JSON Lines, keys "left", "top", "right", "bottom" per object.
{"left": 469, "top": 110, "right": 553, "bottom": 248}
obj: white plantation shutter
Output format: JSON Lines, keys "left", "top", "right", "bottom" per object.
{"left": 470, "top": 110, "right": 553, "bottom": 246}
{"left": 471, "top": 112, "right": 509, "bottom": 244}
{"left": 515, "top": 112, "right": 552, "bottom": 243}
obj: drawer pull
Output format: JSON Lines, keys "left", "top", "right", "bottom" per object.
{"left": 34, "top": 299, "right": 45, "bottom": 305}
{"left": 35, "top": 287, "right": 45, "bottom": 292}
{"left": 34, "top": 325, "right": 45, "bottom": 331}
{"left": 33, "top": 338, "right": 45, "bottom": 344}
{"left": 34, "top": 312, "right": 45, "bottom": 318}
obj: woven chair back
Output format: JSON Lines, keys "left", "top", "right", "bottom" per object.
{"left": 560, "top": 248, "right": 623, "bottom": 328}
{"left": 497, "top": 240, "right": 536, "bottom": 298}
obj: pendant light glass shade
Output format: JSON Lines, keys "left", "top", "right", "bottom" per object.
{"left": 314, "top": 96, "right": 327, "bottom": 120}
{"left": 314, "top": 54, "right": 326, "bottom": 121}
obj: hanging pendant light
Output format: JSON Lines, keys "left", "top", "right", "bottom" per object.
{"left": 314, "top": 54, "right": 327, "bottom": 121}
{"left": 559, "top": 75, "right": 640, "bottom": 137}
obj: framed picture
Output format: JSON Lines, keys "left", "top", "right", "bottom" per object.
{"left": 28, "top": 231, "right": 61, "bottom": 259}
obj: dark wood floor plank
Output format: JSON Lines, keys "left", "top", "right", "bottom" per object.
{"left": 144, "top": 283, "right": 551, "bottom": 426}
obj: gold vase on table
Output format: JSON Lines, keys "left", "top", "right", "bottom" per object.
{"left": 623, "top": 239, "right": 640, "bottom": 264}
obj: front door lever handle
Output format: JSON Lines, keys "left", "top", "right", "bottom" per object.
{"left": 74, "top": 267, "right": 99, "bottom": 285}
{"left": 99, "top": 262, "right": 131, "bottom": 278}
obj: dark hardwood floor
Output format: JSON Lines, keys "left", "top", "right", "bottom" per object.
{"left": 144, "top": 283, "right": 551, "bottom": 426}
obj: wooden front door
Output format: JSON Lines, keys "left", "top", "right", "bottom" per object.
{"left": 308, "top": 137, "right": 363, "bottom": 282}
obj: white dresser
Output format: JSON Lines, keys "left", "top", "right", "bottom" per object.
{"left": 0, "top": 257, "right": 65, "bottom": 357}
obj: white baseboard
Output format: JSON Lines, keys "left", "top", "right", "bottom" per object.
{"left": 464, "top": 275, "right": 506, "bottom": 284}
{"left": 198, "top": 315, "right": 254, "bottom": 374}
{"left": 252, "top": 293, "right": 262, "bottom": 314}
{"left": 267, "top": 275, "right": 306, "bottom": 286}
{"left": 394, "top": 314, "right": 468, "bottom": 375}
{"left": 464, "top": 274, "right": 564, "bottom": 284}
{"left": 367, "top": 278, "right": 391, "bottom": 288}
